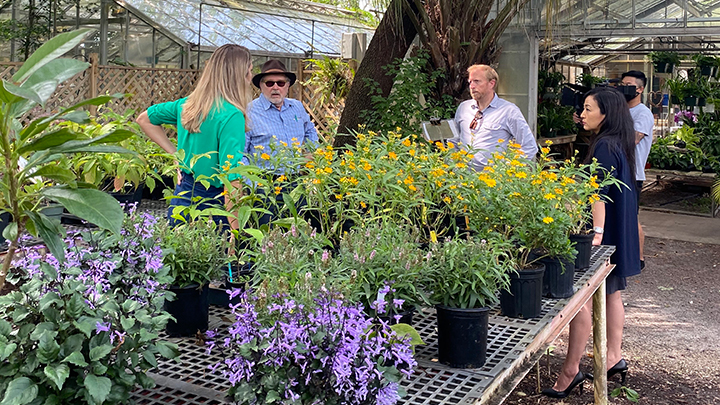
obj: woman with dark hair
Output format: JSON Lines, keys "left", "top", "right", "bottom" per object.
{"left": 542, "top": 87, "right": 641, "bottom": 398}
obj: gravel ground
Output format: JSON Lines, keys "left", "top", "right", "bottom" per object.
{"left": 504, "top": 236, "right": 720, "bottom": 404}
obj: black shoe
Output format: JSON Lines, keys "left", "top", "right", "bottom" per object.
{"left": 640, "top": 260, "right": 645, "bottom": 270}
{"left": 541, "top": 371, "right": 586, "bottom": 399}
{"left": 608, "top": 359, "right": 628, "bottom": 384}
{"left": 585, "top": 359, "right": 628, "bottom": 385}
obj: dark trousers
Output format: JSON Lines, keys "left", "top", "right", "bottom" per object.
{"left": 168, "top": 172, "right": 229, "bottom": 229}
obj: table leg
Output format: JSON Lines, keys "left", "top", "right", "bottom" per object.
{"left": 592, "top": 277, "right": 608, "bottom": 404}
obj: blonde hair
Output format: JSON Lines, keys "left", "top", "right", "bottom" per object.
{"left": 467, "top": 64, "right": 499, "bottom": 89}
{"left": 181, "top": 44, "right": 252, "bottom": 133}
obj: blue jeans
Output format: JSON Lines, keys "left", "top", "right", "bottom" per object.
{"left": 168, "top": 172, "right": 229, "bottom": 229}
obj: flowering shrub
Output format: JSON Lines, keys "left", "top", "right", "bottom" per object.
{"left": 674, "top": 110, "right": 697, "bottom": 124}
{"left": 210, "top": 291, "right": 415, "bottom": 405}
{"left": 337, "top": 222, "right": 429, "bottom": 318}
{"left": 0, "top": 209, "right": 178, "bottom": 404}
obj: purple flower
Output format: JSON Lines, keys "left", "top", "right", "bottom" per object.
{"left": 95, "top": 321, "right": 111, "bottom": 333}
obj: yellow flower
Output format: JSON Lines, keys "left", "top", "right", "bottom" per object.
{"left": 220, "top": 190, "right": 228, "bottom": 196}
{"left": 544, "top": 139, "right": 554, "bottom": 145}
{"left": 456, "top": 162, "right": 467, "bottom": 169}
{"left": 409, "top": 149, "right": 416, "bottom": 157}
{"left": 402, "top": 139, "right": 412, "bottom": 147}
{"left": 554, "top": 188, "right": 564, "bottom": 195}
{"left": 305, "top": 161, "right": 315, "bottom": 169}
{"left": 226, "top": 154, "right": 234, "bottom": 159}
{"left": 589, "top": 194, "right": 600, "bottom": 203}
{"left": 345, "top": 150, "right": 354, "bottom": 157}
{"left": 408, "top": 184, "right": 417, "bottom": 191}
{"left": 510, "top": 192, "right": 521, "bottom": 197}
{"left": 443, "top": 196, "right": 452, "bottom": 203}
{"left": 497, "top": 139, "right": 505, "bottom": 143}
{"left": 544, "top": 193, "right": 556, "bottom": 200}
{"left": 509, "top": 142, "right": 521, "bottom": 149}
{"left": 254, "top": 145, "right": 265, "bottom": 150}
{"left": 360, "top": 201, "right": 367, "bottom": 209}
{"left": 277, "top": 175, "right": 287, "bottom": 182}
{"left": 515, "top": 172, "right": 528, "bottom": 179}
{"left": 541, "top": 147, "right": 550, "bottom": 154}
{"left": 447, "top": 141, "right": 455, "bottom": 149}
{"left": 543, "top": 216, "right": 554, "bottom": 224}
{"left": 388, "top": 151, "right": 398, "bottom": 160}
{"left": 324, "top": 167, "right": 333, "bottom": 174}
{"left": 274, "top": 186, "right": 282, "bottom": 195}
{"left": 403, "top": 176, "right": 414, "bottom": 185}
{"left": 335, "top": 194, "right": 343, "bottom": 200}
{"left": 435, "top": 141, "right": 447, "bottom": 151}
{"left": 261, "top": 153, "right": 271, "bottom": 160}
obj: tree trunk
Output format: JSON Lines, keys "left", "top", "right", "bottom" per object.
{"left": 334, "top": 0, "right": 420, "bottom": 148}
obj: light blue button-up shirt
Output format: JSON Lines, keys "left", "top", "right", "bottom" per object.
{"left": 243, "top": 94, "right": 319, "bottom": 167}
{"left": 453, "top": 94, "right": 538, "bottom": 171}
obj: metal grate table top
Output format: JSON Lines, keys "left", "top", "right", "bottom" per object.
{"left": 131, "top": 245, "right": 616, "bottom": 405}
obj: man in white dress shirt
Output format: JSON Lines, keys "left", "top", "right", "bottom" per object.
{"left": 453, "top": 64, "right": 538, "bottom": 171}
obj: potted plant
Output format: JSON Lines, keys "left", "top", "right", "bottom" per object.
{"left": 664, "top": 77, "right": 687, "bottom": 105}
{"left": 209, "top": 288, "right": 416, "bottom": 404}
{"left": 156, "top": 217, "right": 232, "bottom": 337}
{"left": 692, "top": 54, "right": 718, "bottom": 77}
{"left": 648, "top": 50, "right": 682, "bottom": 74}
{"left": 0, "top": 28, "right": 131, "bottom": 294}
{"left": 337, "top": 221, "right": 430, "bottom": 324}
{"left": 424, "top": 237, "right": 513, "bottom": 368}
{"left": 0, "top": 210, "right": 179, "bottom": 404}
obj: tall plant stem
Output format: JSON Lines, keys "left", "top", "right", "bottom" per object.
{"left": 0, "top": 107, "right": 21, "bottom": 293}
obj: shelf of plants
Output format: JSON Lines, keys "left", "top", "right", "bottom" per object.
{"left": 131, "top": 246, "right": 615, "bottom": 405}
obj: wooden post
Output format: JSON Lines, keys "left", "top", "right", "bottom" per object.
{"left": 592, "top": 268, "right": 608, "bottom": 405}
{"left": 296, "top": 57, "right": 304, "bottom": 102}
{"left": 89, "top": 53, "right": 99, "bottom": 116}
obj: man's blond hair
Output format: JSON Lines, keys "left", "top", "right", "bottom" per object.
{"left": 467, "top": 64, "right": 499, "bottom": 89}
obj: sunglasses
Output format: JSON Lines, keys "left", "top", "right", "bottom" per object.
{"left": 469, "top": 110, "right": 483, "bottom": 130}
{"left": 263, "top": 80, "right": 287, "bottom": 88}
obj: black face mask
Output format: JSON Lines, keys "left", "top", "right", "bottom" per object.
{"left": 617, "top": 85, "right": 638, "bottom": 102}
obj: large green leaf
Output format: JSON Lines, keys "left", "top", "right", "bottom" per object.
{"left": 12, "top": 29, "right": 94, "bottom": 83}
{"left": 16, "top": 128, "right": 82, "bottom": 155}
{"left": 0, "top": 341, "right": 17, "bottom": 361}
{"left": 2, "top": 81, "right": 42, "bottom": 106}
{"left": 0, "top": 377, "right": 38, "bottom": 405}
{"left": 22, "top": 59, "right": 89, "bottom": 93}
{"left": 83, "top": 374, "right": 111, "bottom": 404}
{"left": 43, "top": 363, "right": 70, "bottom": 391}
{"left": 40, "top": 187, "right": 123, "bottom": 234}
{"left": 29, "top": 165, "right": 76, "bottom": 184}
{"left": 62, "top": 351, "right": 87, "bottom": 367}
{"left": 0, "top": 80, "right": 20, "bottom": 104}
{"left": 25, "top": 211, "right": 66, "bottom": 264}
{"left": 88, "top": 345, "right": 113, "bottom": 362}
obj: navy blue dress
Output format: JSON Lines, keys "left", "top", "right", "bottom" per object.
{"left": 593, "top": 138, "right": 641, "bottom": 289}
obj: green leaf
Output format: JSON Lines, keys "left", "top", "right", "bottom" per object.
{"left": 142, "top": 351, "right": 157, "bottom": 368}
{"left": 265, "top": 390, "right": 280, "bottom": 403}
{"left": 89, "top": 345, "right": 113, "bottom": 361}
{"left": 37, "top": 330, "right": 61, "bottom": 363}
{"left": 13, "top": 29, "right": 94, "bottom": 83}
{"left": 0, "top": 377, "right": 38, "bottom": 405}
{"left": 2, "top": 222, "right": 17, "bottom": 242}
{"left": 119, "top": 317, "right": 135, "bottom": 331}
{"left": 0, "top": 80, "right": 19, "bottom": 104}
{"left": 30, "top": 322, "right": 57, "bottom": 341}
{"left": 65, "top": 294, "right": 85, "bottom": 319}
{"left": 389, "top": 323, "right": 425, "bottom": 347}
{"left": 16, "top": 128, "right": 82, "bottom": 155}
{"left": 2, "top": 81, "right": 42, "bottom": 105}
{"left": 0, "top": 342, "right": 17, "bottom": 361}
{"left": 153, "top": 341, "right": 179, "bottom": 360}
{"left": 0, "top": 319, "right": 11, "bottom": 336}
{"left": 83, "top": 374, "right": 111, "bottom": 404}
{"left": 21, "top": 59, "right": 89, "bottom": 103}
{"left": 43, "top": 364, "right": 70, "bottom": 391}
{"left": 74, "top": 316, "right": 100, "bottom": 338}
{"left": 40, "top": 187, "right": 123, "bottom": 234}
{"left": 62, "top": 351, "right": 87, "bottom": 367}
{"left": 25, "top": 212, "right": 65, "bottom": 264}
{"left": 121, "top": 299, "right": 141, "bottom": 313}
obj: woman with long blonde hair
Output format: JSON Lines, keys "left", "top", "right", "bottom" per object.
{"left": 137, "top": 44, "right": 252, "bottom": 229}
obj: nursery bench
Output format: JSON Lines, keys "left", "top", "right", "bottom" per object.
{"left": 132, "top": 245, "right": 616, "bottom": 405}
{"left": 644, "top": 169, "right": 719, "bottom": 217}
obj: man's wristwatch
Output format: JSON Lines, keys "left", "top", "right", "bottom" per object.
{"left": 593, "top": 226, "right": 604, "bottom": 234}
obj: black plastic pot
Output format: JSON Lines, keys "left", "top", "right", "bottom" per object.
{"left": 699, "top": 66, "right": 715, "bottom": 77}
{"left": 0, "top": 212, "right": 11, "bottom": 246}
{"left": 698, "top": 98, "right": 707, "bottom": 107}
{"left": 500, "top": 264, "right": 545, "bottom": 319}
{"left": 164, "top": 283, "right": 209, "bottom": 337}
{"left": 684, "top": 96, "right": 697, "bottom": 107}
{"left": 570, "top": 232, "right": 595, "bottom": 270}
{"left": 539, "top": 255, "right": 576, "bottom": 299}
{"left": 654, "top": 62, "right": 674, "bottom": 74}
{"left": 111, "top": 184, "right": 145, "bottom": 208}
{"left": 209, "top": 264, "right": 253, "bottom": 307}
{"left": 670, "top": 95, "right": 682, "bottom": 105}
{"left": 436, "top": 305, "right": 490, "bottom": 368}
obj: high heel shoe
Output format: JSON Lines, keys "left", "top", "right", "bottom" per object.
{"left": 608, "top": 359, "right": 628, "bottom": 384}
{"left": 586, "top": 359, "right": 629, "bottom": 385}
{"left": 541, "top": 371, "right": 586, "bottom": 399}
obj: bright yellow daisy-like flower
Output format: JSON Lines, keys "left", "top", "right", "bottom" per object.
{"left": 409, "top": 149, "right": 416, "bottom": 157}
{"left": 277, "top": 175, "right": 286, "bottom": 182}
{"left": 509, "top": 142, "right": 521, "bottom": 149}
{"left": 402, "top": 139, "right": 412, "bottom": 147}
{"left": 388, "top": 151, "right": 398, "bottom": 160}
{"left": 324, "top": 167, "right": 333, "bottom": 174}
{"left": 274, "top": 186, "right": 282, "bottom": 195}
{"left": 510, "top": 192, "right": 521, "bottom": 197}
{"left": 515, "top": 171, "right": 528, "bottom": 179}
{"left": 541, "top": 147, "right": 550, "bottom": 154}
{"left": 543, "top": 216, "right": 554, "bottom": 224}
{"left": 497, "top": 139, "right": 505, "bottom": 143}
{"left": 260, "top": 153, "right": 271, "bottom": 160}
{"left": 447, "top": 141, "right": 455, "bottom": 149}
{"left": 254, "top": 145, "right": 265, "bottom": 150}
{"left": 544, "top": 193, "right": 556, "bottom": 200}
{"left": 408, "top": 184, "right": 417, "bottom": 191}
{"left": 360, "top": 201, "right": 367, "bottom": 209}
{"left": 443, "top": 196, "right": 452, "bottom": 204}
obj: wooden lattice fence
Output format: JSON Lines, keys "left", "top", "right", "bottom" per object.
{"left": 0, "top": 56, "right": 345, "bottom": 138}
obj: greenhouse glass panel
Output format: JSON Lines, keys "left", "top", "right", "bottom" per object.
{"left": 123, "top": 0, "right": 374, "bottom": 56}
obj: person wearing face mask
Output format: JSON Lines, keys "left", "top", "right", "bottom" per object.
{"left": 618, "top": 70, "right": 654, "bottom": 270}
